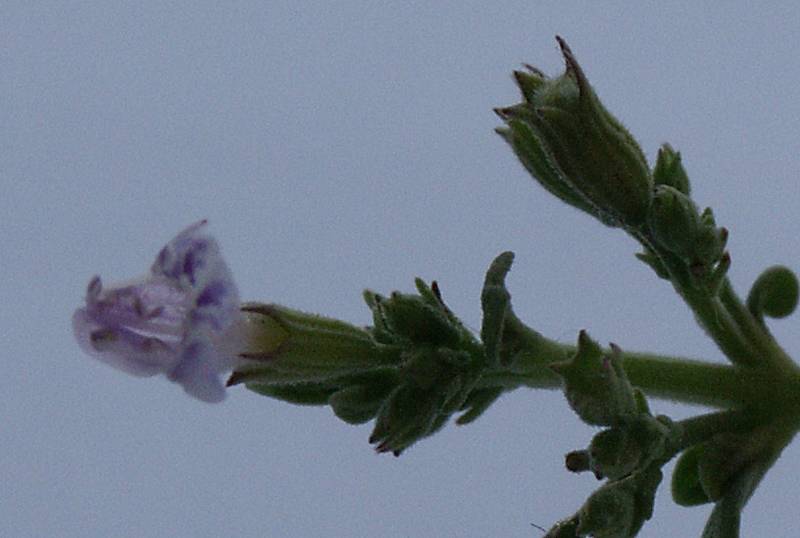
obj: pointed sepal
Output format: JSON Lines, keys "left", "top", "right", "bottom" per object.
{"left": 550, "top": 332, "right": 637, "bottom": 426}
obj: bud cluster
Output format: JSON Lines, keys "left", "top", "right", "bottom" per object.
{"left": 363, "top": 280, "right": 485, "bottom": 454}
{"left": 496, "top": 37, "right": 652, "bottom": 229}
{"left": 227, "top": 275, "right": 495, "bottom": 456}
{"left": 648, "top": 185, "right": 729, "bottom": 278}
{"left": 495, "top": 38, "right": 735, "bottom": 294}
{"left": 550, "top": 332, "right": 683, "bottom": 537}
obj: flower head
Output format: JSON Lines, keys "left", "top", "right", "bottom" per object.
{"left": 73, "top": 221, "right": 242, "bottom": 402}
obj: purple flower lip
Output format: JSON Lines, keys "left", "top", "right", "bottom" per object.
{"left": 73, "top": 221, "right": 242, "bottom": 402}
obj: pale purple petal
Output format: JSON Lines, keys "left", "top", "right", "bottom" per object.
{"left": 73, "top": 221, "right": 242, "bottom": 402}
{"left": 152, "top": 220, "right": 240, "bottom": 330}
{"left": 72, "top": 309, "right": 173, "bottom": 377}
{"left": 168, "top": 338, "right": 228, "bottom": 403}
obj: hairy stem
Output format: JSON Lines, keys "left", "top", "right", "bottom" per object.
{"left": 481, "top": 334, "right": 800, "bottom": 410}
{"left": 636, "top": 231, "right": 759, "bottom": 367}
{"left": 718, "top": 279, "right": 797, "bottom": 374}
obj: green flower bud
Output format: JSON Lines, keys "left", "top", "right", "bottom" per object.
{"left": 369, "top": 348, "right": 478, "bottom": 455}
{"left": 328, "top": 370, "right": 399, "bottom": 425}
{"left": 364, "top": 282, "right": 471, "bottom": 349}
{"left": 578, "top": 482, "right": 635, "bottom": 537}
{"left": 380, "top": 292, "right": 462, "bottom": 347}
{"left": 369, "top": 381, "right": 444, "bottom": 456}
{"left": 652, "top": 143, "right": 691, "bottom": 195}
{"left": 550, "top": 331, "right": 637, "bottom": 426}
{"left": 747, "top": 265, "right": 799, "bottom": 320}
{"left": 589, "top": 414, "right": 674, "bottom": 480}
{"left": 649, "top": 185, "right": 698, "bottom": 254}
{"left": 649, "top": 185, "right": 727, "bottom": 270}
{"left": 228, "top": 303, "right": 400, "bottom": 386}
{"left": 497, "top": 37, "right": 652, "bottom": 228}
{"left": 577, "top": 468, "right": 662, "bottom": 538}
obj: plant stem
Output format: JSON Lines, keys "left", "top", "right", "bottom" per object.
{"left": 717, "top": 279, "right": 797, "bottom": 374}
{"left": 635, "top": 231, "right": 759, "bottom": 367}
{"left": 480, "top": 336, "right": 800, "bottom": 411}
{"left": 673, "top": 410, "right": 762, "bottom": 452}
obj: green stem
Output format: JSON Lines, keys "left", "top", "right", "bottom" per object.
{"left": 679, "top": 286, "right": 758, "bottom": 367}
{"left": 635, "top": 232, "right": 758, "bottom": 367}
{"left": 718, "top": 279, "right": 797, "bottom": 374}
{"left": 673, "top": 410, "right": 762, "bottom": 452}
{"left": 481, "top": 333, "right": 800, "bottom": 410}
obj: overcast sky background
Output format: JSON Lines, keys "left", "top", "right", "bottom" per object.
{"left": 4, "top": 2, "right": 800, "bottom": 537}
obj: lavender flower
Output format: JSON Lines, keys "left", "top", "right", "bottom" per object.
{"left": 73, "top": 221, "right": 243, "bottom": 402}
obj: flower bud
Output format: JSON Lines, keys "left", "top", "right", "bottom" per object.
{"left": 550, "top": 331, "right": 637, "bottom": 426}
{"left": 577, "top": 468, "right": 662, "bottom": 538}
{"left": 497, "top": 37, "right": 652, "bottom": 228}
{"left": 369, "top": 348, "right": 477, "bottom": 455}
{"left": 328, "top": 370, "right": 399, "bottom": 425}
{"left": 364, "top": 278, "right": 473, "bottom": 350}
{"left": 369, "top": 381, "right": 445, "bottom": 456}
{"left": 649, "top": 185, "right": 727, "bottom": 271}
{"left": 589, "top": 414, "right": 674, "bottom": 480}
{"left": 578, "top": 480, "right": 636, "bottom": 537}
{"left": 652, "top": 143, "right": 691, "bottom": 195}
{"left": 378, "top": 292, "right": 462, "bottom": 347}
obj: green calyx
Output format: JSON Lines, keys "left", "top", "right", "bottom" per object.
{"left": 328, "top": 370, "right": 400, "bottom": 425}
{"left": 369, "top": 347, "right": 482, "bottom": 455}
{"left": 648, "top": 185, "right": 728, "bottom": 274}
{"left": 652, "top": 143, "right": 691, "bottom": 195}
{"left": 588, "top": 414, "right": 677, "bottom": 481}
{"left": 550, "top": 331, "right": 638, "bottom": 426}
{"left": 496, "top": 37, "right": 652, "bottom": 228}
{"left": 228, "top": 303, "right": 399, "bottom": 386}
{"left": 577, "top": 467, "right": 663, "bottom": 538}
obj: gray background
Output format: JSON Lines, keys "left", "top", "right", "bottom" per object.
{"left": 4, "top": 2, "right": 800, "bottom": 536}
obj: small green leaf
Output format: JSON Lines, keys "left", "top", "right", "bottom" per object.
{"left": 480, "top": 251, "right": 514, "bottom": 365}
